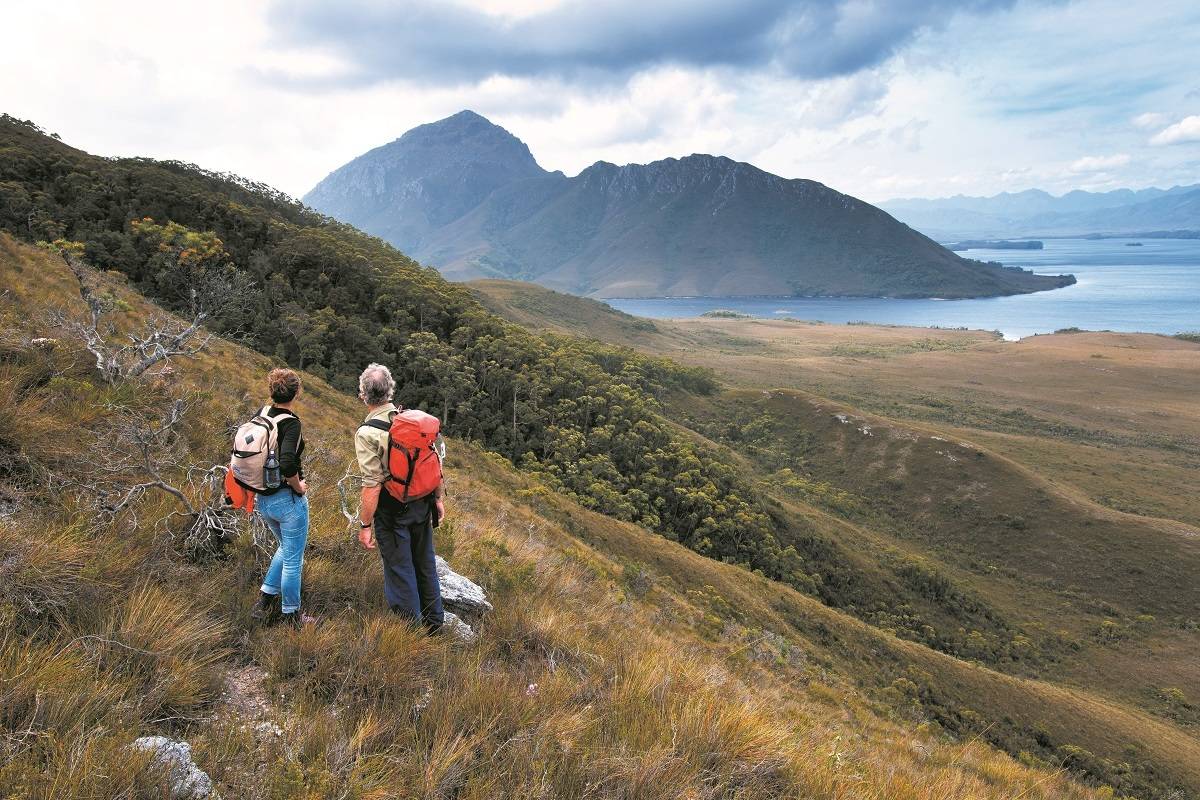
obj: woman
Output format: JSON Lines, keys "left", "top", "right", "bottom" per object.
{"left": 250, "top": 368, "right": 311, "bottom": 626}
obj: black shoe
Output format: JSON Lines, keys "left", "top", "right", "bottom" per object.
{"left": 250, "top": 591, "right": 280, "bottom": 621}
{"left": 281, "top": 611, "right": 316, "bottom": 629}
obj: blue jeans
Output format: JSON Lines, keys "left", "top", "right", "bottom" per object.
{"left": 257, "top": 490, "right": 309, "bottom": 613}
{"left": 374, "top": 493, "right": 444, "bottom": 631}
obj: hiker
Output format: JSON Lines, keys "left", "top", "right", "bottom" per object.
{"left": 354, "top": 363, "right": 445, "bottom": 633}
{"left": 242, "top": 368, "right": 310, "bottom": 626}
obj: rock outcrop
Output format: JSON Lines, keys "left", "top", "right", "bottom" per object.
{"left": 132, "top": 737, "right": 213, "bottom": 799}
{"left": 437, "top": 556, "right": 491, "bottom": 640}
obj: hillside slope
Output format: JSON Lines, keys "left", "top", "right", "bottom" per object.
{"left": 304, "top": 111, "right": 1074, "bottom": 299}
{"left": 466, "top": 278, "right": 675, "bottom": 345}
{"left": 0, "top": 235, "right": 1114, "bottom": 799}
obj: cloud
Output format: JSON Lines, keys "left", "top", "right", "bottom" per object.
{"left": 1068, "top": 154, "right": 1131, "bottom": 173}
{"left": 889, "top": 118, "right": 929, "bottom": 152}
{"left": 1132, "top": 111, "right": 1168, "bottom": 129}
{"left": 265, "top": 0, "right": 1022, "bottom": 87}
{"left": 1150, "top": 114, "right": 1200, "bottom": 145}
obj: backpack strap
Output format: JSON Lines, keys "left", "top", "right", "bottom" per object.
{"left": 237, "top": 407, "right": 277, "bottom": 451}
{"left": 358, "top": 416, "right": 397, "bottom": 487}
{"left": 386, "top": 446, "right": 420, "bottom": 501}
{"left": 265, "top": 406, "right": 297, "bottom": 425}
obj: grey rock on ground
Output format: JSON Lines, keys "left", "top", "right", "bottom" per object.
{"left": 437, "top": 555, "right": 492, "bottom": 616}
{"left": 442, "top": 610, "right": 476, "bottom": 642}
{"left": 132, "top": 736, "right": 213, "bottom": 799}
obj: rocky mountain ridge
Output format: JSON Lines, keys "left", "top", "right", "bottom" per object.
{"left": 304, "top": 112, "right": 1074, "bottom": 299}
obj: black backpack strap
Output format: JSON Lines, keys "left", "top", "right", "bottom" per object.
{"left": 390, "top": 447, "right": 419, "bottom": 501}
{"left": 359, "top": 419, "right": 392, "bottom": 433}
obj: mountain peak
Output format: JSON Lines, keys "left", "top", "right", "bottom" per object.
{"left": 405, "top": 109, "right": 508, "bottom": 140}
{"left": 303, "top": 110, "right": 547, "bottom": 249}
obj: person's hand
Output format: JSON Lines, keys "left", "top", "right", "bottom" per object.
{"left": 435, "top": 498, "right": 445, "bottom": 523}
{"left": 296, "top": 479, "right": 308, "bottom": 496}
{"left": 358, "top": 524, "right": 375, "bottom": 549}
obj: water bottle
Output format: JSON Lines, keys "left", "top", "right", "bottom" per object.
{"left": 264, "top": 449, "right": 281, "bottom": 489}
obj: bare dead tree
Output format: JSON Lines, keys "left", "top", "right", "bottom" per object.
{"left": 68, "top": 396, "right": 244, "bottom": 554}
{"left": 98, "top": 398, "right": 193, "bottom": 521}
{"left": 51, "top": 251, "right": 213, "bottom": 383}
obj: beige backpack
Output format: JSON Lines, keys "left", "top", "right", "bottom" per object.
{"left": 229, "top": 406, "right": 295, "bottom": 493}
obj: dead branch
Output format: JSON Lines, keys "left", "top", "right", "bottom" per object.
{"left": 337, "top": 464, "right": 365, "bottom": 531}
{"left": 54, "top": 252, "right": 213, "bottom": 383}
{"left": 66, "top": 399, "right": 245, "bottom": 555}
{"left": 124, "top": 313, "right": 213, "bottom": 380}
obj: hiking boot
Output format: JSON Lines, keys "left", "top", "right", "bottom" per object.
{"left": 281, "top": 611, "right": 316, "bottom": 629}
{"left": 250, "top": 591, "right": 280, "bottom": 622}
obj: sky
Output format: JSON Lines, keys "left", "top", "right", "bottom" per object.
{"left": 3, "top": 0, "right": 1199, "bottom": 203}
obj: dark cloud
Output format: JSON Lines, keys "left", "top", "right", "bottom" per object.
{"left": 266, "top": 0, "right": 1021, "bottom": 87}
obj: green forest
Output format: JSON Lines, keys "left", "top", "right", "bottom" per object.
{"left": 0, "top": 114, "right": 794, "bottom": 584}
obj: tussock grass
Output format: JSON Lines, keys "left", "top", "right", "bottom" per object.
{"left": 0, "top": 636, "right": 131, "bottom": 738}
{"left": 262, "top": 615, "right": 437, "bottom": 707}
{"left": 98, "top": 585, "right": 231, "bottom": 722}
{"left": 0, "top": 521, "right": 110, "bottom": 633}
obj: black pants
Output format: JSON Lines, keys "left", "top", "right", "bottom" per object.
{"left": 374, "top": 492, "right": 444, "bottom": 631}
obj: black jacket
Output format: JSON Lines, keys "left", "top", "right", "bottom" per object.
{"left": 261, "top": 406, "right": 303, "bottom": 495}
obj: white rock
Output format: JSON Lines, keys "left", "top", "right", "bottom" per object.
{"left": 132, "top": 737, "right": 213, "bottom": 799}
{"left": 252, "top": 721, "right": 283, "bottom": 738}
{"left": 442, "top": 611, "right": 476, "bottom": 642}
{"left": 436, "top": 556, "right": 492, "bottom": 616}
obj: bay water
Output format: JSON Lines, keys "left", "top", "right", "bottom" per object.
{"left": 606, "top": 238, "right": 1200, "bottom": 340}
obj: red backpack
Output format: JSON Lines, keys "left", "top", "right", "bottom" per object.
{"left": 361, "top": 409, "right": 444, "bottom": 502}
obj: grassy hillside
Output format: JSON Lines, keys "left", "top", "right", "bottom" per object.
{"left": 0, "top": 235, "right": 1112, "bottom": 799}
{"left": 0, "top": 114, "right": 794, "bottom": 593}
{"left": 467, "top": 279, "right": 672, "bottom": 344}
{"left": 467, "top": 279, "right": 1200, "bottom": 798}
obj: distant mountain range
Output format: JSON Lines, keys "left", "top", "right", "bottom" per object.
{"left": 880, "top": 185, "right": 1200, "bottom": 240}
{"left": 304, "top": 111, "right": 1072, "bottom": 299}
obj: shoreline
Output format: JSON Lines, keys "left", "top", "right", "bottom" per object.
{"left": 633, "top": 315, "right": 1196, "bottom": 342}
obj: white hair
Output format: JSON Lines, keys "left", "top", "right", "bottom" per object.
{"left": 358, "top": 363, "right": 396, "bottom": 405}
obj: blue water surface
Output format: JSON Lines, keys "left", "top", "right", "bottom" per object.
{"left": 605, "top": 238, "right": 1200, "bottom": 340}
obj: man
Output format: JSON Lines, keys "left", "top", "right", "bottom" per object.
{"left": 354, "top": 363, "right": 445, "bottom": 633}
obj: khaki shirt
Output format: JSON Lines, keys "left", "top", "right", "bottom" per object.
{"left": 355, "top": 403, "right": 396, "bottom": 487}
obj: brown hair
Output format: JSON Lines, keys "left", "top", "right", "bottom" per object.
{"left": 268, "top": 368, "right": 301, "bottom": 404}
